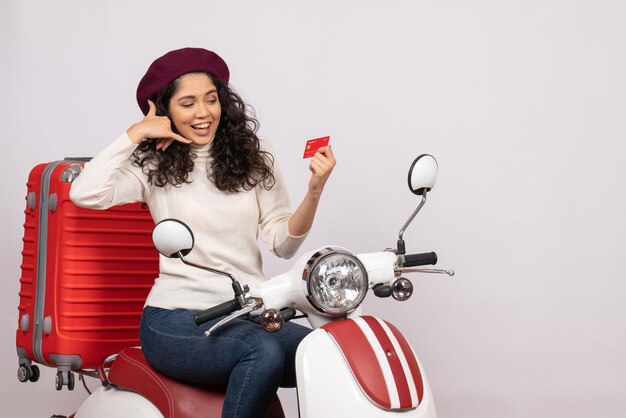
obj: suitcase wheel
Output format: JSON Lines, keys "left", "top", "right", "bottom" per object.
{"left": 55, "top": 370, "right": 75, "bottom": 391}
{"left": 29, "top": 365, "right": 40, "bottom": 382}
{"left": 17, "top": 364, "right": 40, "bottom": 383}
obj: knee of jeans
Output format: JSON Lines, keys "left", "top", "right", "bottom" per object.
{"left": 248, "top": 336, "right": 285, "bottom": 377}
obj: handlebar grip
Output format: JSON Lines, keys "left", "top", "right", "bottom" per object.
{"left": 404, "top": 252, "right": 438, "bottom": 267}
{"left": 194, "top": 300, "right": 239, "bottom": 325}
{"left": 280, "top": 308, "right": 297, "bottom": 322}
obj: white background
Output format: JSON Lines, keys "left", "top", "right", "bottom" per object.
{"left": 2, "top": 1, "right": 625, "bottom": 417}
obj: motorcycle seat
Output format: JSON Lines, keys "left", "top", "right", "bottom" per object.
{"left": 108, "top": 347, "right": 284, "bottom": 418}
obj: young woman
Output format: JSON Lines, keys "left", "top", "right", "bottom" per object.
{"left": 70, "top": 47, "right": 336, "bottom": 418}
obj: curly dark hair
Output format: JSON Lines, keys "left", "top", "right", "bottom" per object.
{"left": 131, "top": 72, "right": 275, "bottom": 192}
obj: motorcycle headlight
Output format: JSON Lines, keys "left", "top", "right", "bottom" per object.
{"left": 302, "top": 247, "right": 368, "bottom": 315}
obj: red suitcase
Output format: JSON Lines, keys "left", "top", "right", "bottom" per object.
{"left": 16, "top": 158, "right": 159, "bottom": 389}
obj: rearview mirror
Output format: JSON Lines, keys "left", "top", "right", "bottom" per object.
{"left": 408, "top": 154, "right": 438, "bottom": 195}
{"left": 152, "top": 219, "right": 194, "bottom": 258}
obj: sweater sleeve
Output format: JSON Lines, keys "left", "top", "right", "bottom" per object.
{"left": 256, "top": 143, "right": 308, "bottom": 259}
{"left": 69, "top": 133, "right": 150, "bottom": 209}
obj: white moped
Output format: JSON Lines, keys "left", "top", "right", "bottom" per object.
{"left": 69, "top": 154, "right": 453, "bottom": 418}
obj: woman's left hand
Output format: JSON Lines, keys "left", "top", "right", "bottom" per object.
{"left": 308, "top": 146, "right": 336, "bottom": 198}
{"left": 288, "top": 146, "right": 336, "bottom": 237}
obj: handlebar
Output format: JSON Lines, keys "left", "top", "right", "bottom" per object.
{"left": 403, "top": 252, "right": 438, "bottom": 267}
{"left": 281, "top": 307, "right": 297, "bottom": 322}
{"left": 194, "top": 300, "right": 240, "bottom": 325}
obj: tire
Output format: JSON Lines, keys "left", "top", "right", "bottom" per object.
{"left": 68, "top": 372, "right": 75, "bottom": 391}
{"left": 55, "top": 371, "right": 63, "bottom": 391}
{"left": 17, "top": 364, "right": 31, "bottom": 383}
{"left": 29, "top": 365, "right": 40, "bottom": 382}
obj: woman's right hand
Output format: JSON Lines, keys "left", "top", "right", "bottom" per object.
{"left": 126, "top": 100, "right": 191, "bottom": 150}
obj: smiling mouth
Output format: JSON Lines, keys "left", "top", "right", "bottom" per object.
{"left": 192, "top": 123, "right": 211, "bottom": 130}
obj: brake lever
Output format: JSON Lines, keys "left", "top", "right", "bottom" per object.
{"left": 204, "top": 298, "right": 263, "bottom": 337}
{"left": 401, "top": 268, "right": 455, "bottom": 276}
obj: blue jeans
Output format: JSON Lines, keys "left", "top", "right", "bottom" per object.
{"left": 139, "top": 306, "right": 311, "bottom": 418}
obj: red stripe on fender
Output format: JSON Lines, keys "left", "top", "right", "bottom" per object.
{"left": 385, "top": 321, "right": 424, "bottom": 403}
{"left": 361, "top": 316, "right": 413, "bottom": 408}
{"left": 322, "top": 319, "right": 391, "bottom": 408}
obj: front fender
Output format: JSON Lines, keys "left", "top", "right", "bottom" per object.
{"left": 295, "top": 316, "right": 436, "bottom": 418}
{"left": 74, "top": 386, "right": 164, "bottom": 418}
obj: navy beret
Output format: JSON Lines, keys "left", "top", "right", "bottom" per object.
{"left": 136, "top": 47, "right": 230, "bottom": 114}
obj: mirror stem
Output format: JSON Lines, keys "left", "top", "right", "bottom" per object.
{"left": 177, "top": 252, "right": 246, "bottom": 306}
{"left": 397, "top": 192, "right": 428, "bottom": 255}
{"left": 177, "top": 252, "right": 237, "bottom": 284}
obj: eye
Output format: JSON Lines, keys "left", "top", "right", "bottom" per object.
{"left": 180, "top": 102, "right": 194, "bottom": 108}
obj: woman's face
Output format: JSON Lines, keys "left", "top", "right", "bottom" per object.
{"left": 168, "top": 72, "right": 221, "bottom": 145}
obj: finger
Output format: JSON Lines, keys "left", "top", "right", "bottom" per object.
{"left": 316, "top": 146, "right": 336, "bottom": 163}
{"left": 147, "top": 100, "right": 157, "bottom": 117}
{"left": 315, "top": 146, "right": 332, "bottom": 157}
{"left": 161, "top": 138, "right": 175, "bottom": 151}
{"left": 312, "top": 158, "right": 334, "bottom": 179}
{"left": 312, "top": 153, "right": 333, "bottom": 170}
{"left": 311, "top": 156, "right": 328, "bottom": 171}
{"left": 314, "top": 147, "right": 332, "bottom": 162}
{"left": 313, "top": 151, "right": 329, "bottom": 161}
{"left": 326, "top": 145, "right": 336, "bottom": 162}
{"left": 309, "top": 159, "right": 324, "bottom": 175}
{"left": 171, "top": 133, "right": 192, "bottom": 144}
{"left": 155, "top": 138, "right": 165, "bottom": 151}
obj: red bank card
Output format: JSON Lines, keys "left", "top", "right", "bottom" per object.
{"left": 303, "top": 136, "right": 330, "bottom": 158}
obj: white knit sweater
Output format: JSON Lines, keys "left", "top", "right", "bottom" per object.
{"left": 69, "top": 133, "right": 307, "bottom": 310}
